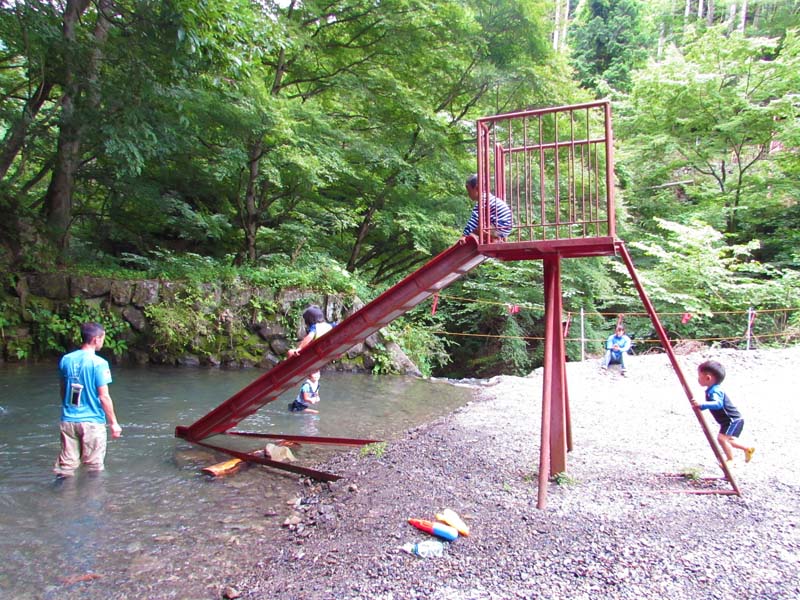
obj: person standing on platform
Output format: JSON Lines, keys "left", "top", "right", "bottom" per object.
{"left": 54, "top": 322, "right": 122, "bottom": 477}
{"left": 462, "top": 174, "right": 513, "bottom": 242}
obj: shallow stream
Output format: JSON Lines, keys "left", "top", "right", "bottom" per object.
{"left": 0, "top": 364, "right": 473, "bottom": 598}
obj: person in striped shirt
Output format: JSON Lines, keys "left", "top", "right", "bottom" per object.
{"left": 462, "top": 174, "right": 513, "bottom": 241}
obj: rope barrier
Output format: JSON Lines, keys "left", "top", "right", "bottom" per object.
{"left": 429, "top": 329, "right": 799, "bottom": 345}
{"left": 434, "top": 295, "right": 799, "bottom": 319}
{"left": 434, "top": 292, "right": 800, "bottom": 318}
{"left": 425, "top": 294, "right": 799, "bottom": 352}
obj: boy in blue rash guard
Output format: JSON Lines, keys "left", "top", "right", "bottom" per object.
{"left": 288, "top": 371, "right": 320, "bottom": 414}
{"left": 691, "top": 360, "right": 755, "bottom": 467}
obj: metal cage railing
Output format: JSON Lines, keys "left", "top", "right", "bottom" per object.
{"left": 475, "top": 100, "right": 616, "bottom": 245}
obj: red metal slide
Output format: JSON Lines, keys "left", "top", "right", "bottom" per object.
{"left": 175, "top": 235, "right": 486, "bottom": 443}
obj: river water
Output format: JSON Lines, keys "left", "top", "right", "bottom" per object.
{"left": 0, "top": 364, "right": 473, "bottom": 599}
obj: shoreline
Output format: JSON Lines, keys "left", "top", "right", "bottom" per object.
{"left": 48, "top": 346, "right": 800, "bottom": 599}
{"left": 231, "top": 347, "right": 800, "bottom": 600}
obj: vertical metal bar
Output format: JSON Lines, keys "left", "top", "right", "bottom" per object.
{"left": 538, "top": 258, "right": 555, "bottom": 509}
{"left": 477, "top": 122, "right": 490, "bottom": 244}
{"left": 585, "top": 108, "right": 593, "bottom": 236}
{"left": 524, "top": 115, "right": 532, "bottom": 241}
{"left": 476, "top": 122, "right": 485, "bottom": 243}
{"left": 594, "top": 139, "right": 600, "bottom": 237}
{"left": 549, "top": 256, "right": 567, "bottom": 471}
{"left": 538, "top": 115, "right": 546, "bottom": 240}
{"left": 569, "top": 109, "right": 576, "bottom": 233}
{"left": 616, "top": 241, "right": 740, "bottom": 495}
{"left": 605, "top": 101, "right": 616, "bottom": 238}
{"left": 580, "top": 307, "right": 586, "bottom": 362}
{"left": 540, "top": 255, "right": 569, "bottom": 509}
{"left": 581, "top": 143, "right": 587, "bottom": 237}
{"left": 553, "top": 113, "right": 561, "bottom": 238}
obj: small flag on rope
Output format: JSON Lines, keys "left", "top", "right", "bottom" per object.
{"left": 681, "top": 312, "right": 692, "bottom": 324}
{"left": 508, "top": 304, "right": 520, "bottom": 314}
{"left": 431, "top": 293, "right": 439, "bottom": 316}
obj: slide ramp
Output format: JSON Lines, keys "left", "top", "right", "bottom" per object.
{"left": 175, "top": 235, "right": 486, "bottom": 442}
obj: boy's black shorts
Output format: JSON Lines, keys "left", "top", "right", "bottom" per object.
{"left": 288, "top": 400, "right": 310, "bottom": 412}
{"left": 722, "top": 418, "right": 744, "bottom": 437}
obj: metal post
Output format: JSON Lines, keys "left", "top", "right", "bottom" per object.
{"left": 746, "top": 307, "right": 753, "bottom": 350}
{"left": 580, "top": 307, "right": 585, "bottom": 361}
{"left": 604, "top": 102, "right": 616, "bottom": 238}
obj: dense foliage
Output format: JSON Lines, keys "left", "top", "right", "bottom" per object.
{"left": 1, "top": 0, "right": 799, "bottom": 375}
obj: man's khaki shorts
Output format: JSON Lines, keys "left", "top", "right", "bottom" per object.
{"left": 54, "top": 421, "right": 107, "bottom": 476}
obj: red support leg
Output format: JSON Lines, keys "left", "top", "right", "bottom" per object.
{"left": 538, "top": 256, "right": 569, "bottom": 508}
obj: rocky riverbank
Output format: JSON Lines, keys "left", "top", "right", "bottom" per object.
{"left": 4, "top": 273, "right": 418, "bottom": 373}
{"left": 51, "top": 346, "right": 800, "bottom": 600}
{"left": 229, "top": 346, "right": 800, "bottom": 600}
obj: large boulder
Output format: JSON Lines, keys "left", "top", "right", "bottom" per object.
{"left": 26, "top": 273, "right": 70, "bottom": 300}
{"left": 110, "top": 280, "right": 134, "bottom": 305}
{"left": 70, "top": 275, "right": 112, "bottom": 298}
{"left": 131, "top": 280, "right": 160, "bottom": 307}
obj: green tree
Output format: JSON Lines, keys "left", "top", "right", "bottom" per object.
{"left": 619, "top": 28, "right": 800, "bottom": 241}
{"left": 568, "top": 0, "right": 653, "bottom": 94}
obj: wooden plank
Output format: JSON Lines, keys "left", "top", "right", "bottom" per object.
{"left": 202, "top": 457, "right": 244, "bottom": 477}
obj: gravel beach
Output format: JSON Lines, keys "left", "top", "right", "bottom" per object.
{"left": 231, "top": 346, "right": 800, "bottom": 600}
{"left": 53, "top": 346, "right": 800, "bottom": 600}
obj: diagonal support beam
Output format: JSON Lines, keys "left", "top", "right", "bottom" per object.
{"left": 615, "top": 241, "right": 740, "bottom": 496}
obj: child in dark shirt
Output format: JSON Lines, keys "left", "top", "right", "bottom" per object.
{"left": 288, "top": 371, "right": 320, "bottom": 414}
{"left": 691, "top": 360, "right": 755, "bottom": 467}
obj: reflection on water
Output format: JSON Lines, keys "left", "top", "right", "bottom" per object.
{"left": 0, "top": 363, "right": 472, "bottom": 598}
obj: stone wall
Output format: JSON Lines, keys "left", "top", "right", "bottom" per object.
{"left": 2, "top": 273, "right": 420, "bottom": 375}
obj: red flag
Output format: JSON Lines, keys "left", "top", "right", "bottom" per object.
{"left": 681, "top": 313, "right": 692, "bottom": 324}
{"left": 508, "top": 304, "right": 520, "bottom": 314}
{"left": 431, "top": 293, "right": 439, "bottom": 316}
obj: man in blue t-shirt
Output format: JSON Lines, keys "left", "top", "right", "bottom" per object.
{"left": 54, "top": 322, "right": 122, "bottom": 476}
{"left": 601, "top": 324, "right": 632, "bottom": 375}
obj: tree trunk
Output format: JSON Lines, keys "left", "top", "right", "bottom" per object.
{"left": 242, "top": 140, "right": 264, "bottom": 263}
{"left": 347, "top": 204, "right": 377, "bottom": 272}
{"left": 553, "top": 0, "right": 563, "bottom": 51}
{"left": 43, "top": 0, "right": 90, "bottom": 249}
{"left": 727, "top": 2, "right": 737, "bottom": 30}
{"left": 0, "top": 81, "right": 55, "bottom": 182}
{"left": 559, "top": 0, "right": 570, "bottom": 53}
{"left": 706, "top": 0, "right": 715, "bottom": 25}
{"left": 43, "top": 0, "right": 110, "bottom": 252}
{"left": 683, "top": 0, "right": 692, "bottom": 32}
{"left": 738, "top": 0, "right": 747, "bottom": 32}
